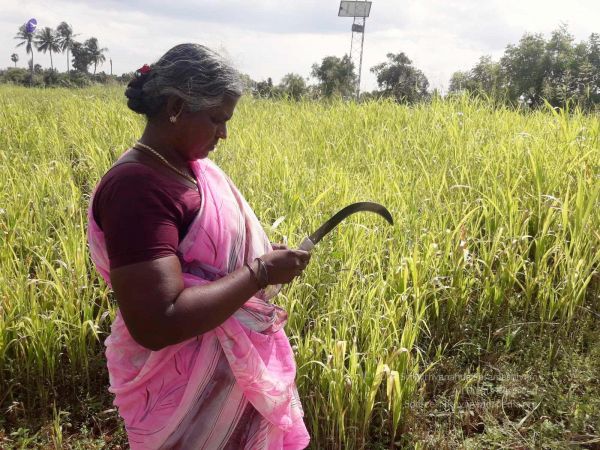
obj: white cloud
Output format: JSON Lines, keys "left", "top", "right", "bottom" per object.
{"left": 2, "top": 0, "right": 599, "bottom": 93}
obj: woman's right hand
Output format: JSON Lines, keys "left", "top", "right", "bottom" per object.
{"left": 259, "top": 249, "right": 312, "bottom": 285}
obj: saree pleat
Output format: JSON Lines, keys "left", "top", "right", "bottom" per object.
{"left": 87, "top": 154, "right": 310, "bottom": 449}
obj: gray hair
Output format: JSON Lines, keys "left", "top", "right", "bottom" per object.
{"left": 125, "top": 43, "right": 243, "bottom": 118}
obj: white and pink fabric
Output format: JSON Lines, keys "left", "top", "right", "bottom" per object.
{"left": 87, "top": 153, "right": 310, "bottom": 449}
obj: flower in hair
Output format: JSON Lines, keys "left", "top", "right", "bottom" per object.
{"left": 136, "top": 64, "right": 151, "bottom": 76}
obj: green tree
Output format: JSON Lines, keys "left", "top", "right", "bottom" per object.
{"left": 71, "top": 41, "right": 93, "bottom": 73}
{"left": 449, "top": 56, "right": 506, "bottom": 101}
{"left": 450, "top": 25, "right": 600, "bottom": 110}
{"left": 448, "top": 71, "right": 470, "bottom": 93}
{"left": 575, "top": 60, "right": 596, "bottom": 108}
{"left": 14, "top": 23, "right": 36, "bottom": 83}
{"left": 278, "top": 73, "right": 307, "bottom": 100}
{"left": 56, "top": 22, "right": 77, "bottom": 72}
{"left": 500, "top": 33, "right": 547, "bottom": 106}
{"left": 311, "top": 55, "right": 356, "bottom": 99}
{"left": 470, "top": 56, "right": 505, "bottom": 98}
{"left": 10, "top": 53, "right": 19, "bottom": 67}
{"left": 34, "top": 27, "right": 61, "bottom": 71}
{"left": 546, "top": 24, "right": 575, "bottom": 74}
{"left": 370, "top": 52, "right": 429, "bottom": 103}
{"left": 255, "top": 77, "right": 275, "bottom": 98}
{"left": 588, "top": 33, "right": 600, "bottom": 71}
{"left": 586, "top": 33, "right": 600, "bottom": 106}
{"left": 238, "top": 72, "right": 256, "bottom": 95}
{"left": 86, "top": 37, "right": 108, "bottom": 74}
{"left": 545, "top": 25, "right": 578, "bottom": 105}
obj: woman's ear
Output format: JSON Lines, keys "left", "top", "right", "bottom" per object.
{"left": 166, "top": 96, "right": 185, "bottom": 122}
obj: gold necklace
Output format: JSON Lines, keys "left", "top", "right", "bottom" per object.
{"left": 134, "top": 141, "right": 198, "bottom": 186}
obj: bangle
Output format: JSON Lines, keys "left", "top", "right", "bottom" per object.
{"left": 255, "top": 257, "right": 269, "bottom": 287}
{"left": 245, "top": 260, "right": 268, "bottom": 290}
{"left": 244, "top": 262, "right": 262, "bottom": 289}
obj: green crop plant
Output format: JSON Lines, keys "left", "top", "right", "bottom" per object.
{"left": 0, "top": 85, "right": 598, "bottom": 448}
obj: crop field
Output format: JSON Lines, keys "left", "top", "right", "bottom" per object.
{"left": 0, "top": 85, "right": 599, "bottom": 449}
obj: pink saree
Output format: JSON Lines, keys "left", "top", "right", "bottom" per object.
{"left": 86, "top": 153, "right": 310, "bottom": 449}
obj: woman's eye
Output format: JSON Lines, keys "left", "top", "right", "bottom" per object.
{"left": 210, "top": 115, "right": 229, "bottom": 125}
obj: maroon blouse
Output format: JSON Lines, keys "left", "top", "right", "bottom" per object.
{"left": 92, "top": 162, "right": 202, "bottom": 269}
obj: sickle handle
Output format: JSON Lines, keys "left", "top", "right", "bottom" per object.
{"left": 297, "top": 236, "right": 315, "bottom": 253}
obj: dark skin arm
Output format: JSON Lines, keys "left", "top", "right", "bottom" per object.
{"left": 109, "top": 244, "right": 306, "bottom": 351}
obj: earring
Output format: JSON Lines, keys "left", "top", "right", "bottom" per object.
{"left": 170, "top": 104, "right": 184, "bottom": 124}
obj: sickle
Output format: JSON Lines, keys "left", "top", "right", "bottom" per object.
{"left": 297, "top": 202, "right": 394, "bottom": 252}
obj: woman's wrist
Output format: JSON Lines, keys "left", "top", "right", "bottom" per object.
{"left": 254, "top": 257, "right": 269, "bottom": 287}
{"left": 245, "top": 259, "right": 267, "bottom": 290}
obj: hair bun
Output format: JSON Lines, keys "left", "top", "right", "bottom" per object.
{"left": 125, "top": 86, "right": 143, "bottom": 99}
{"left": 125, "top": 75, "right": 149, "bottom": 114}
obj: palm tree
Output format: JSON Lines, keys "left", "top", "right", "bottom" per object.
{"left": 11, "top": 53, "right": 19, "bottom": 67}
{"left": 14, "top": 23, "right": 36, "bottom": 81}
{"left": 34, "top": 27, "right": 61, "bottom": 71}
{"left": 56, "top": 22, "right": 77, "bottom": 73}
{"left": 86, "top": 37, "right": 108, "bottom": 74}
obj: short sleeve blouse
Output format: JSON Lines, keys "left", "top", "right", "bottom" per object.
{"left": 91, "top": 162, "right": 202, "bottom": 269}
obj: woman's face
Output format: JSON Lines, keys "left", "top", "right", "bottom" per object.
{"left": 175, "top": 95, "right": 239, "bottom": 161}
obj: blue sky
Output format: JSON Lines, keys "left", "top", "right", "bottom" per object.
{"left": 2, "top": 0, "right": 599, "bottom": 93}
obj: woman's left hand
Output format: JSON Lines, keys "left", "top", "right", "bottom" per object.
{"left": 271, "top": 243, "right": 289, "bottom": 251}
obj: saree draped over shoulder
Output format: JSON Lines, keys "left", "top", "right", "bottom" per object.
{"left": 86, "top": 157, "right": 310, "bottom": 450}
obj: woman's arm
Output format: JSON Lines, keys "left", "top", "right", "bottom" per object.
{"left": 109, "top": 256, "right": 263, "bottom": 351}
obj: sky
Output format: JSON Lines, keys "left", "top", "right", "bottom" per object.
{"left": 2, "top": 0, "right": 599, "bottom": 93}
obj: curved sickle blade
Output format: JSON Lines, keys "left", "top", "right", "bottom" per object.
{"left": 298, "top": 202, "right": 393, "bottom": 252}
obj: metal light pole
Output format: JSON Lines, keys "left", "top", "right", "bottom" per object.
{"left": 338, "top": 1, "right": 372, "bottom": 100}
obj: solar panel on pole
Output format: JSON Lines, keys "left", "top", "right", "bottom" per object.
{"left": 339, "top": 1, "right": 372, "bottom": 100}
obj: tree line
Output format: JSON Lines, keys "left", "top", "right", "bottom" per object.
{"left": 233, "top": 25, "right": 600, "bottom": 110}
{"left": 4, "top": 22, "right": 600, "bottom": 110}
{"left": 6, "top": 20, "right": 111, "bottom": 87}
{"left": 240, "top": 51, "right": 429, "bottom": 103}
{"left": 449, "top": 25, "right": 600, "bottom": 110}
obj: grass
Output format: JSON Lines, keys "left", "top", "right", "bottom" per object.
{"left": 0, "top": 85, "right": 598, "bottom": 448}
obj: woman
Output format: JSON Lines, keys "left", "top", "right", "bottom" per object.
{"left": 86, "top": 43, "right": 312, "bottom": 449}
